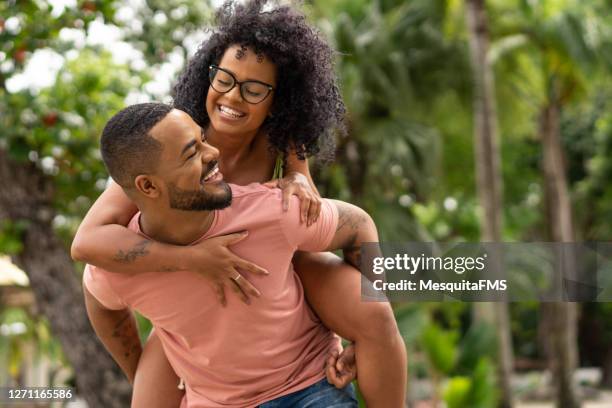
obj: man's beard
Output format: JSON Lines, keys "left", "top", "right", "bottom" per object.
{"left": 167, "top": 181, "right": 232, "bottom": 211}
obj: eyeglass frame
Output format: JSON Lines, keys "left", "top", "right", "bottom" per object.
{"left": 208, "top": 65, "right": 275, "bottom": 104}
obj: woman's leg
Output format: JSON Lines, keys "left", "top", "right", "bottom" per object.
{"left": 293, "top": 251, "right": 407, "bottom": 408}
{"left": 132, "top": 330, "right": 185, "bottom": 408}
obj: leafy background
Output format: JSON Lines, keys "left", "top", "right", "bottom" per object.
{"left": 0, "top": 0, "right": 611, "bottom": 407}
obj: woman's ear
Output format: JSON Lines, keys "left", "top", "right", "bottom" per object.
{"left": 134, "top": 175, "right": 161, "bottom": 198}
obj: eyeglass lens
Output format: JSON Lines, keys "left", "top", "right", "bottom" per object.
{"left": 209, "top": 67, "right": 270, "bottom": 104}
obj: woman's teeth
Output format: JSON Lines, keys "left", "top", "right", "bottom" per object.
{"left": 218, "top": 105, "right": 245, "bottom": 118}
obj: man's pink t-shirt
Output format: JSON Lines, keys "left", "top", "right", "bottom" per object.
{"left": 83, "top": 184, "right": 341, "bottom": 407}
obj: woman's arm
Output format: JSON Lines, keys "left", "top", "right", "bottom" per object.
{"left": 72, "top": 182, "right": 192, "bottom": 274}
{"left": 265, "top": 151, "right": 322, "bottom": 226}
{"left": 72, "top": 182, "right": 267, "bottom": 305}
{"left": 285, "top": 152, "right": 320, "bottom": 196}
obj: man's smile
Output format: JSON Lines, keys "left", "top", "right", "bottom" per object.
{"left": 202, "top": 162, "right": 223, "bottom": 183}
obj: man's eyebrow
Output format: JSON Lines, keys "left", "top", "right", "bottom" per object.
{"left": 180, "top": 139, "right": 197, "bottom": 157}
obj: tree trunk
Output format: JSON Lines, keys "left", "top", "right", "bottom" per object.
{"left": 539, "top": 100, "right": 580, "bottom": 408}
{"left": 465, "top": 1, "right": 514, "bottom": 407}
{"left": 601, "top": 350, "right": 612, "bottom": 389}
{"left": 0, "top": 149, "right": 131, "bottom": 407}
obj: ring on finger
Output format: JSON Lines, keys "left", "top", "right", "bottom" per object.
{"left": 232, "top": 273, "right": 241, "bottom": 282}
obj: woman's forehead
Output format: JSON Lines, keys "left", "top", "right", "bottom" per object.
{"left": 218, "top": 45, "right": 277, "bottom": 83}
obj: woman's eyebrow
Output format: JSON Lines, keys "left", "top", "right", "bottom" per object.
{"left": 218, "top": 66, "right": 270, "bottom": 83}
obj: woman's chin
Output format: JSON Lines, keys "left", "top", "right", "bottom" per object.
{"left": 211, "top": 118, "right": 260, "bottom": 138}
{"left": 214, "top": 125, "right": 242, "bottom": 137}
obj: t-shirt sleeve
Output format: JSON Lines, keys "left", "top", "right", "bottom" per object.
{"left": 280, "top": 196, "right": 338, "bottom": 252}
{"left": 83, "top": 264, "right": 127, "bottom": 310}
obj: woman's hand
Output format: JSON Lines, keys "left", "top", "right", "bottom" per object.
{"left": 188, "top": 231, "right": 269, "bottom": 306}
{"left": 263, "top": 171, "right": 322, "bottom": 226}
{"left": 326, "top": 343, "right": 357, "bottom": 388}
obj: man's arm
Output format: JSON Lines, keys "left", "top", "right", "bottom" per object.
{"left": 326, "top": 200, "right": 379, "bottom": 281}
{"left": 83, "top": 282, "right": 142, "bottom": 384}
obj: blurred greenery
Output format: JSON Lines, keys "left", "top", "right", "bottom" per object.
{"left": 1, "top": 0, "right": 611, "bottom": 406}
{"left": 0, "top": 307, "right": 64, "bottom": 382}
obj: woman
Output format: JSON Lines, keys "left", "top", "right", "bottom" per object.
{"left": 72, "top": 1, "right": 406, "bottom": 406}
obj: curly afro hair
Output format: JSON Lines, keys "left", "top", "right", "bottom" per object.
{"left": 172, "top": 0, "right": 346, "bottom": 162}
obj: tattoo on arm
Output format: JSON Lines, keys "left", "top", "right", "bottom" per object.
{"left": 112, "top": 239, "right": 151, "bottom": 264}
{"left": 335, "top": 203, "right": 368, "bottom": 269}
{"left": 336, "top": 205, "right": 368, "bottom": 234}
{"left": 155, "top": 265, "right": 188, "bottom": 273}
{"left": 112, "top": 310, "right": 141, "bottom": 359}
{"left": 112, "top": 240, "right": 185, "bottom": 272}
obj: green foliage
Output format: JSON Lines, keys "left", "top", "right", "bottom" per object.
{"left": 510, "top": 302, "right": 540, "bottom": 358}
{"left": 117, "top": 0, "right": 213, "bottom": 65}
{"left": 41, "top": 51, "right": 141, "bottom": 210}
{"left": 421, "top": 323, "right": 458, "bottom": 375}
{"left": 444, "top": 376, "right": 472, "bottom": 408}
{"left": 394, "top": 300, "right": 499, "bottom": 406}
{"left": 394, "top": 304, "right": 429, "bottom": 344}
{"left": 442, "top": 331, "right": 498, "bottom": 408}
{"left": 412, "top": 197, "right": 480, "bottom": 241}
{"left": 0, "top": 220, "right": 29, "bottom": 255}
{"left": 468, "top": 358, "right": 499, "bottom": 408}
{"left": 1, "top": 0, "right": 612, "bottom": 402}
{"left": 310, "top": 0, "right": 471, "bottom": 242}
{"left": 0, "top": 0, "right": 212, "bottom": 244}
{"left": 0, "top": 307, "right": 65, "bottom": 380}
{"left": 135, "top": 312, "right": 153, "bottom": 344}
{"left": 0, "top": 1, "right": 114, "bottom": 61}
{"left": 455, "top": 322, "right": 497, "bottom": 373}
{"left": 570, "top": 83, "right": 612, "bottom": 240}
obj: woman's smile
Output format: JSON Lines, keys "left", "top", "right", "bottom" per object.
{"left": 217, "top": 104, "right": 247, "bottom": 120}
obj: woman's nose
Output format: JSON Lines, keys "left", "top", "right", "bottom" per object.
{"left": 226, "top": 83, "right": 244, "bottom": 103}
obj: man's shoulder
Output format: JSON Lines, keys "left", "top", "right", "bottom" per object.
{"left": 229, "top": 183, "right": 283, "bottom": 204}
{"left": 230, "top": 183, "right": 277, "bottom": 197}
{"left": 218, "top": 183, "right": 285, "bottom": 226}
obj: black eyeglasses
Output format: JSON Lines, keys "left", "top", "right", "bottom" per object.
{"left": 208, "top": 65, "right": 274, "bottom": 104}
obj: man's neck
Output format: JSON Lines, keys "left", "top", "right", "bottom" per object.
{"left": 138, "top": 208, "right": 215, "bottom": 246}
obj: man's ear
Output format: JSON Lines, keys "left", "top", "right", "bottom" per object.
{"left": 134, "top": 175, "right": 161, "bottom": 198}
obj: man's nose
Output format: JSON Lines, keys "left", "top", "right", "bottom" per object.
{"left": 201, "top": 143, "right": 220, "bottom": 163}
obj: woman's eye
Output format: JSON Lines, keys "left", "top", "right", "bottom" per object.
{"left": 217, "top": 79, "right": 231, "bottom": 86}
{"left": 246, "top": 89, "right": 262, "bottom": 96}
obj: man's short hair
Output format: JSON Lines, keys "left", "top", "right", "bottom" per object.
{"left": 100, "top": 103, "right": 172, "bottom": 188}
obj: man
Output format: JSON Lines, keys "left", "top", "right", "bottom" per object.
{"left": 83, "top": 103, "right": 406, "bottom": 407}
